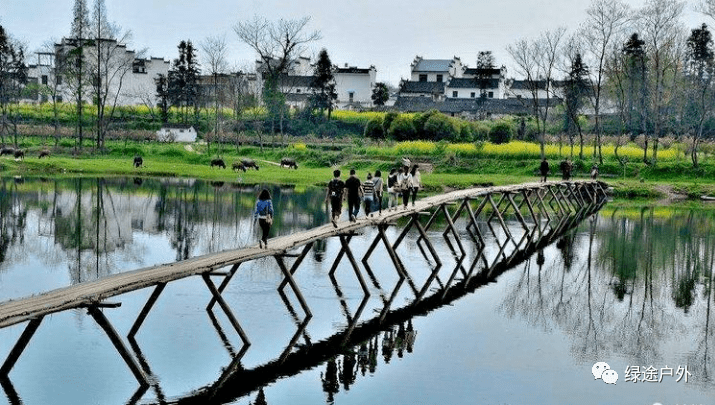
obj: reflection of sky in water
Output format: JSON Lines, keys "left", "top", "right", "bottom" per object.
{"left": 1, "top": 178, "right": 715, "bottom": 404}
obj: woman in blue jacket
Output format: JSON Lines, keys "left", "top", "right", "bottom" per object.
{"left": 254, "top": 189, "right": 274, "bottom": 248}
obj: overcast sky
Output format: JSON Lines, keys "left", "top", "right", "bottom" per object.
{"left": 1, "top": 0, "right": 707, "bottom": 86}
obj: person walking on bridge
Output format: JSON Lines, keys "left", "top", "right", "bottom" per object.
{"left": 363, "top": 172, "right": 375, "bottom": 216}
{"left": 254, "top": 189, "right": 274, "bottom": 249}
{"left": 327, "top": 169, "right": 345, "bottom": 228}
{"left": 345, "top": 169, "right": 362, "bottom": 222}
{"left": 373, "top": 170, "right": 384, "bottom": 215}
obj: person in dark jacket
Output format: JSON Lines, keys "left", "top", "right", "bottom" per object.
{"left": 254, "top": 189, "right": 274, "bottom": 248}
{"left": 327, "top": 169, "right": 345, "bottom": 227}
{"left": 345, "top": 169, "right": 362, "bottom": 222}
{"left": 540, "top": 159, "right": 549, "bottom": 182}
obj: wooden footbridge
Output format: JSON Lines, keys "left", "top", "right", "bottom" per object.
{"left": 0, "top": 180, "right": 608, "bottom": 396}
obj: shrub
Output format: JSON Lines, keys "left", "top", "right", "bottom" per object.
{"left": 489, "top": 121, "right": 514, "bottom": 144}
{"left": 364, "top": 116, "right": 385, "bottom": 142}
{"left": 388, "top": 115, "right": 417, "bottom": 141}
{"left": 423, "top": 113, "right": 459, "bottom": 141}
{"left": 413, "top": 109, "right": 440, "bottom": 138}
{"left": 382, "top": 112, "right": 399, "bottom": 135}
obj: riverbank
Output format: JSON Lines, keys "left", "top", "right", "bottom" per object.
{"left": 2, "top": 140, "right": 715, "bottom": 200}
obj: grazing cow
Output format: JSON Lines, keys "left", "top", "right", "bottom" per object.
{"left": 210, "top": 158, "right": 226, "bottom": 169}
{"left": 241, "top": 158, "right": 259, "bottom": 170}
{"left": 232, "top": 161, "right": 246, "bottom": 172}
{"left": 133, "top": 155, "right": 143, "bottom": 168}
{"left": 13, "top": 150, "right": 24, "bottom": 160}
{"left": 0, "top": 146, "right": 15, "bottom": 156}
{"left": 38, "top": 150, "right": 50, "bottom": 159}
{"left": 280, "top": 157, "right": 298, "bottom": 169}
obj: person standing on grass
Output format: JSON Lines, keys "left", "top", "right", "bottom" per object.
{"left": 345, "top": 168, "right": 362, "bottom": 222}
{"left": 363, "top": 172, "right": 375, "bottom": 216}
{"left": 387, "top": 169, "right": 398, "bottom": 211}
{"left": 326, "top": 169, "right": 345, "bottom": 227}
{"left": 373, "top": 170, "right": 384, "bottom": 215}
{"left": 540, "top": 159, "right": 549, "bottom": 182}
{"left": 254, "top": 189, "right": 274, "bottom": 249}
{"left": 408, "top": 165, "right": 421, "bottom": 206}
{"left": 399, "top": 165, "right": 411, "bottom": 208}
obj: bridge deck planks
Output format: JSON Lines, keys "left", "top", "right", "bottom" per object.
{"left": 0, "top": 180, "right": 602, "bottom": 329}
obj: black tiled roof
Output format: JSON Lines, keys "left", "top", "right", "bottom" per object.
{"left": 393, "top": 96, "right": 559, "bottom": 115}
{"left": 464, "top": 67, "right": 502, "bottom": 76}
{"left": 400, "top": 81, "right": 445, "bottom": 94}
{"left": 446, "top": 78, "right": 500, "bottom": 89}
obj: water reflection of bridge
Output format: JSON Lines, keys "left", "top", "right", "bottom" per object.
{"left": 0, "top": 180, "right": 607, "bottom": 403}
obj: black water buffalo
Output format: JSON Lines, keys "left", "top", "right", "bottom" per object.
{"left": 210, "top": 158, "right": 226, "bottom": 169}
{"left": 38, "top": 150, "right": 50, "bottom": 159}
{"left": 241, "top": 158, "right": 259, "bottom": 170}
{"left": 133, "top": 155, "right": 143, "bottom": 168}
{"left": 232, "top": 161, "right": 246, "bottom": 172}
{"left": 0, "top": 146, "right": 15, "bottom": 156}
{"left": 13, "top": 150, "right": 24, "bottom": 160}
{"left": 280, "top": 157, "right": 298, "bottom": 169}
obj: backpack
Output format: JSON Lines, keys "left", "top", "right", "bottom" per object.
{"left": 329, "top": 179, "right": 342, "bottom": 198}
{"left": 388, "top": 175, "right": 396, "bottom": 188}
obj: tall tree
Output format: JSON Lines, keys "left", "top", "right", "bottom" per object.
{"left": 507, "top": 28, "right": 566, "bottom": 160}
{"left": 0, "top": 25, "right": 28, "bottom": 146}
{"left": 168, "top": 40, "right": 200, "bottom": 124}
{"left": 88, "top": 0, "right": 136, "bottom": 150}
{"left": 622, "top": 33, "right": 649, "bottom": 150}
{"left": 581, "top": 0, "right": 630, "bottom": 164}
{"left": 371, "top": 82, "right": 390, "bottom": 107}
{"left": 684, "top": 23, "right": 715, "bottom": 167}
{"left": 476, "top": 50, "right": 496, "bottom": 99}
{"left": 233, "top": 15, "right": 320, "bottom": 134}
{"left": 639, "top": 0, "right": 685, "bottom": 164}
{"left": 155, "top": 73, "right": 169, "bottom": 123}
{"left": 201, "top": 35, "right": 228, "bottom": 154}
{"left": 564, "top": 52, "right": 590, "bottom": 159}
{"left": 310, "top": 48, "right": 337, "bottom": 120}
{"left": 69, "top": 0, "right": 91, "bottom": 150}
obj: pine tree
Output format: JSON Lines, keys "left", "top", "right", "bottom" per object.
{"left": 310, "top": 48, "right": 337, "bottom": 120}
{"left": 564, "top": 53, "right": 589, "bottom": 159}
{"left": 168, "top": 40, "right": 199, "bottom": 124}
{"left": 371, "top": 82, "right": 390, "bottom": 107}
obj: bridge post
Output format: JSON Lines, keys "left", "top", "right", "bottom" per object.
{"left": 87, "top": 306, "right": 150, "bottom": 387}
{"left": 0, "top": 316, "right": 43, "bottom": 377}
{"left": 202, "top": 273, "right": 251, "bottom": 347}
{"left": 207, "top": 263, "right": 241, "bottom": 310}
{"left": 128, "top": 282, "right": 167, "bottom": 339}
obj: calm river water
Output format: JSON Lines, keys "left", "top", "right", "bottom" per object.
{"left": 1, "top": 177, "right": 714, "bottom": 405}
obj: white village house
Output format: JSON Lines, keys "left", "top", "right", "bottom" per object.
{"left": 156, "top": 124, "right": 197, "bottom": 142}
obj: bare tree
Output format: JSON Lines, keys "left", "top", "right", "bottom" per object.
{"left": 507, "top": 27, "right": 566, "bottom": 160}
{"left": 88, "top": 0, "right": 138, "bottom": 150}
{"left": 201, "top": 34, "right": 228, "bottom": 155}
{"left": 638, "top": 0, "right": 685, "bottom": 164}
{"left": 581, "top": 0, "right": 630, "bottom": 164}
{"left": 233, "top": 15, "right": 320, "bottom": 135}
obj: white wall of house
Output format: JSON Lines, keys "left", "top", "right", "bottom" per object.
{"left": 119, "top": 57, "right": 170, "bottom": 106}
{"left": 334, "top": 66, "right": 376, "bottom": 107}
{"left": 156, "top": 126, "right": 197, "bottom": 142}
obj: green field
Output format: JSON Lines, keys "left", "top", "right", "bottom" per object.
{"left": 2, "top": 136, "right": 715, "bottom": 200}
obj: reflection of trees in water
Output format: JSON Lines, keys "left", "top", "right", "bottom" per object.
{"left": 0, "top": 178, "right": 28, "bottom": 271}
{"left": 0, "top": 177, "right": 333, "bottom": 289}
{"left": 502, "top": 208, "right": 715, "bottom": 375}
